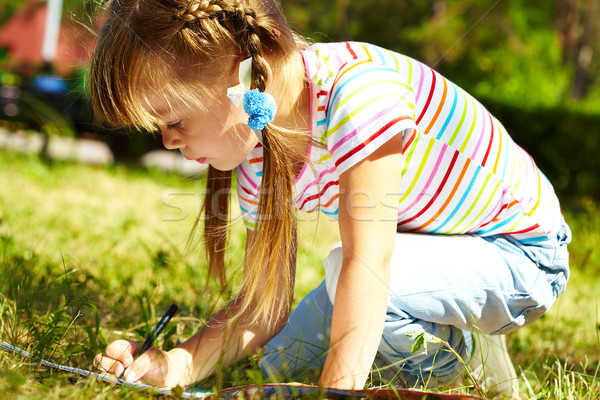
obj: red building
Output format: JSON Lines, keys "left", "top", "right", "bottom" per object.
{"left": 0, "top": 0, "right": 96, "bottom": 75}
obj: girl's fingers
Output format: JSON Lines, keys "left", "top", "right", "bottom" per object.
{"left": 93, "top": 340, "right": 141, "bottom": 376}
{"left": 124, "top": 348, "right": 170, "bottom": 386}
{"left": 123, "top": 351, "right": 153, "bottom": 382}
{"left": 105, "top": 340, "right": 140, "bottom": 368}
{"left": 93, "top": 353, "right": 124, "bottom": 375}
{"left": 94, "top": 341, "right": 169, "bottom": 386}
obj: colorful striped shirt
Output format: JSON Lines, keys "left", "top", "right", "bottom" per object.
{"left": 237, "top": 42, "right": 563, "bottom": 242}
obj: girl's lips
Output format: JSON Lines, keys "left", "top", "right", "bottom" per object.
{"left": 184, "top": 155, "right": 207, "bottom": 163}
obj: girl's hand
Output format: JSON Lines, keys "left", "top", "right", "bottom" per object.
{"left": 93, "top": 340, "right": 177, "bottom": 387}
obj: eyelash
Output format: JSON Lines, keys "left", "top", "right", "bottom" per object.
{"left": 167, "top": 120, "right": 183, "bottom": 130}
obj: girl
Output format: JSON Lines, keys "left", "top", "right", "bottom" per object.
{"left": 91, "top": 0, "right": 571, "bottom": 398}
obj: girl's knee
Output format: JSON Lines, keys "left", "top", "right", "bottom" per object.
{"left": 377, "top": 320, "right": 468, "bottom": 386}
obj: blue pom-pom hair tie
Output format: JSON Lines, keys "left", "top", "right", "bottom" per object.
{"left": 226, "top": 58, "right": 277, "bottom": 144}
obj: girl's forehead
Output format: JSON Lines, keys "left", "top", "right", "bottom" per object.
{"left": 139, "top": 73, "right": 230, "bottom": 120}
{"left": 143, "top": 93, "right": 169, "bottom": 116}
{"left": 141, "top": 90, "right": 190, "bottom": 120}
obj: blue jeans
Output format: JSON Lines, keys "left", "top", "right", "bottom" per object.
{"left": 260, "top": 223, "right": 571, "bottom": 386}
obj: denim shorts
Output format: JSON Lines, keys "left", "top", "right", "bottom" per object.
{"left": 260, "top": 222, "right": 571, "bottom": 385}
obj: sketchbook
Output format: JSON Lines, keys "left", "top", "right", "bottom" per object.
{"left": 1, "top": 341, "right": 211, "bottom": 398}
{"left": 2, "top": 341, "right": 484, "bottom": 399}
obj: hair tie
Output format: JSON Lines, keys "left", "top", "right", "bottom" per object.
{"left": 243, "top": 89, "right": 276, "bottom": 131}
{"left": 226, "top": 58, "right": 276, "bottom": 144}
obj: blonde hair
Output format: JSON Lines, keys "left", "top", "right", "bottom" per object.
{"left": 90, "top": 0, "right": 309, "bottom": 329}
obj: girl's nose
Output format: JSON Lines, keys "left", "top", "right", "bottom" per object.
{"left": 162, "top": 131, "right": 184, "bottom": 150}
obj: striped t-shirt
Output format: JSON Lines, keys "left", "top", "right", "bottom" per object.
{"left": 237, "top": 42, "right": 563, "bottom": 243}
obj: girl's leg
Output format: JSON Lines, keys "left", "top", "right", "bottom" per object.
{"left": 261, "top": 224, "right": 570, "bottom": 386}
{"left": 369, "top": 228, "right": 569, "bottom": 386}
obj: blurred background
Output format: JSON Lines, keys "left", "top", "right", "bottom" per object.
{"left": 1, "top": 0, "right": 599, "bottom": 199}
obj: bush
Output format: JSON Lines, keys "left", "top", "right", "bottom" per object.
{"left": 482, "top": 98, "right": 600, "bottom": 201}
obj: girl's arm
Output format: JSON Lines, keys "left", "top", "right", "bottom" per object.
{"left": 94, "top": 228, "right": 295, "bottom": 388}
{"left": 318, "top": 134, "right": 404, "bottom": 390}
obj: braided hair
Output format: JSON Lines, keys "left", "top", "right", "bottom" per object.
{"left": 90, "top": 0, "right": 308, "bottom": 329}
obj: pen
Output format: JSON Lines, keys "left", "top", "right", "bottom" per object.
{"left": 119, "top": 304, "right": 179, "bottom": 381}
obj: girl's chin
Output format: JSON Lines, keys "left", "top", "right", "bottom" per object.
{"left": 203, "top": 150, "right": 252, "bottom": 171}
{"left": 208, "top": 160, "right": 242, "bottom": 172}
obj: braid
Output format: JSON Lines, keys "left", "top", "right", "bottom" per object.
{"left": 176, "top": 1, "right": 296, "bottom": 326}
{"left": 157, "top": 0, "right": 300, "bottom": 327}
{"left": 92, "top": 0, "right": 307, "bottom": 328}
{"left": 175, "top": 0, "right": 224, "bottom": 22}
{"left": 173, "top": 0, "right": 270, "bottom": 91}
{"left": 227, "top": 4, "right": 269, "bottom": 91}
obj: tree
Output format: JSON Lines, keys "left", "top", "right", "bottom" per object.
{"left": 556, "top": 0, "right": 599, "bottom": 100}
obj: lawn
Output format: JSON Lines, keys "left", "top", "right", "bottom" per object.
{"left": 0, "top": 149, "right": 598, "bottom": 399}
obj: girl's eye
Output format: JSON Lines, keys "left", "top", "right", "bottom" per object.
{"left": 167, "top": 120, "right": 183, "bottom": 130}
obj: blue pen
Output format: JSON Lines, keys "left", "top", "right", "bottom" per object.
{"left": 119, "top": 304, "right": 178, "bottom": 381}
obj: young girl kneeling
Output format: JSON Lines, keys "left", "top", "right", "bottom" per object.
{"left": 92, "top": 0, "right": 571, "bottom": 397}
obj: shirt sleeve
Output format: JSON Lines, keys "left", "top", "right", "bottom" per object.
{"left": 323, "top": 61, "right": 417, "bottom": 175}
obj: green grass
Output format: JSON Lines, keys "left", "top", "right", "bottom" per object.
{"left": 0, "top": 150, "right": 598, "bottom": 398}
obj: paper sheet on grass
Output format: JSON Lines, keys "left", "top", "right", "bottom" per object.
{"left": 3, "top": 341, "right": 485, "bottom": 399}
{"left": 1, "top": 341, "right": 211, "bottom": 399}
